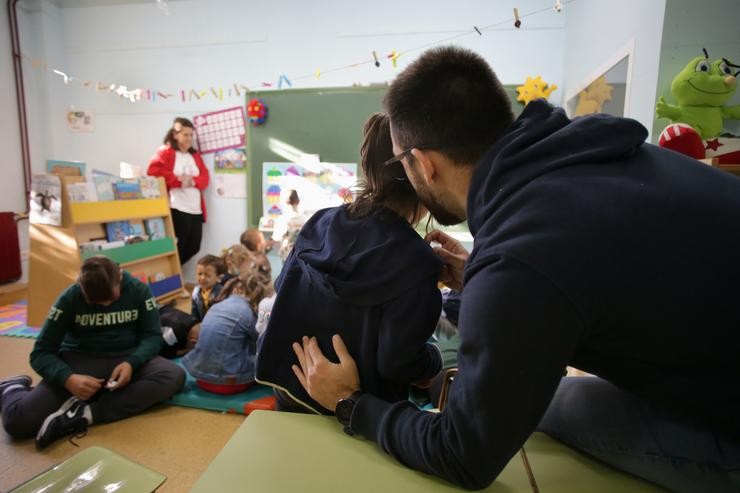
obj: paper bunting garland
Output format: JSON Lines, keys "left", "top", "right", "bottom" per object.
{"left": 21, "top": 3, "right": 570, "bottom": 103}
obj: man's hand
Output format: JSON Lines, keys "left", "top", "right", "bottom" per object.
{"left": 425, "top": 230, "right": 469, "bottom": 291}
{"left": 64, "top": 374, "right": 104, "bottom": 401}
{"left": 108, "top": 362, "right": 133, "bottom": 390}
{"left": 292, "top": 335, "right": 361, "bottom": 412}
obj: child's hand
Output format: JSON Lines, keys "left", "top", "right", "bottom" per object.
{"left": 64, "top": 374, "right": 105, "bottom": 401}
{"left": 108, "top": 362, "right": 133, "bottom": 390}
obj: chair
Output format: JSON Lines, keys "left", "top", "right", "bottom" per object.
{"left": 436, "top": 367, "right": 540, "bottom": 493}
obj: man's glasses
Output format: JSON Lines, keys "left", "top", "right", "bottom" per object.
{"left": 383, "top": 146, "right": 434, "bottom": 167}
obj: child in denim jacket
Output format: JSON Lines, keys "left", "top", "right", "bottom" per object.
{"left": 182, "top": 269, "right": 271, "bottom": 395}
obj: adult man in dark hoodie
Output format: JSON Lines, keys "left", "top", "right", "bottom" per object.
{"left": 290, "top": 46, "right": 740, "bottom": 493}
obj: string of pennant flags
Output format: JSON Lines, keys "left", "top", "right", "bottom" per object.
{"left": 25, "top": 0, "right": 572, "bottom": 104}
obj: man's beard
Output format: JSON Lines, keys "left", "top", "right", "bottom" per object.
{"left": 412, "top": 178, "right": 465, "bottom": 226}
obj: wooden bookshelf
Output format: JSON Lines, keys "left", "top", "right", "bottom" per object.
{"left": 27, "top": 176, "right": 184, "bottom": 327}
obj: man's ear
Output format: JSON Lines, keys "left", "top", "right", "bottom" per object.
{"left": 410, "top": 148, "right": 437, "bottom": 184}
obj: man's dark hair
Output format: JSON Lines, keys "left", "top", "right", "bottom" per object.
{"left": 197, "top": 254, "right": 227, "bottom": 276}
{"left": 384, "top": 45, "right": 514, "bottom": 166}
{"left": 79, "top": 256, "right": 120, "bottom": 304}
{"left": 347, "top": 112, "right": 422, "bottom": 222}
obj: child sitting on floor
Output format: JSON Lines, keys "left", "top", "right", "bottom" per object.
{"left": 182, "top": 264, "right": 272, "bottom": 395}
{"left": 0, "top": 256, "right": 185, "bottom": 448}
{"left": 240, "top": 228, "right": 267, "bottom": 254}
{"left": 191, "top": 254, "right": 227, "bottom": 322}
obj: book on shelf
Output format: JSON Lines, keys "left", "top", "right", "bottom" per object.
{"left": 66, "top": 182, "right": 98, "bottom": 203}
{"left": 129, "top": 220, "right": 147, "bottom": 239}
{"left": 79, "top": 240, "right": 107, "bottom": 254}
{"left": 113, "top": 179, "right": 143, "bottom": 200}
{"left": 92, "top": 171, "right": 119, "bottom": 201}
{"left": 100, "top": 240, "right": 126, "bottom": 250}
{"left": 149, "top": 272, "right": 167, "bottom": 283}
{"left": 105, "top": 220, "right": 132, "bottom": 242}
{"left": 139, "top": 177, "right": 161, "bottom": 198}
{"left": 130, "top": 271, "right": 148, "bottom": 283}
{"left": 144, "top": 217, "right": 166, "bottom": 240}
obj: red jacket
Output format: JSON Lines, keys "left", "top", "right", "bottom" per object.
{"left": 147, "top": 145, "right": 209, "bottom": 222}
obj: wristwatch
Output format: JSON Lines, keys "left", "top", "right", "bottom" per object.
{"left": 335, "top": 390, "right": 363, "bottom": 433}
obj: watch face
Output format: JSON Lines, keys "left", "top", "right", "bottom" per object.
{"left": 335, "top": 398, "right": 354, "bottom": 426}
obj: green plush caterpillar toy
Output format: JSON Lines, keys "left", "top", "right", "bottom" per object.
{"left": 656, "top": 50, "right": 740, "bottom": 160}
{"left": 656, "top": 48, "right": 739, "bottom": 139}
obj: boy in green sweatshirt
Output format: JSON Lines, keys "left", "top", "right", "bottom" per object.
{"left": 0, "top": 256, "right": 185, "bottom": 448}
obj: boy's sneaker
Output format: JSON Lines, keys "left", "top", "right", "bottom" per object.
{"left": 36, "top": 397, "right": 89, "bottom": 449}
{"left": 0, "top": 375, "right": 32, "bottom": 406}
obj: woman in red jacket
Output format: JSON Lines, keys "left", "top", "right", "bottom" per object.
{"left": 147, "top": 117, "right": 209, "bottom": 265}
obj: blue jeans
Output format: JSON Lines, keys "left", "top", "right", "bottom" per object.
{"left": 537, "top": 377, "right": 740, "bottom": 493}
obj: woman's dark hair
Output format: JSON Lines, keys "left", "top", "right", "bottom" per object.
{"left": 287, "top": 190, "right": 300, "bottom": 207}
{"left": 78, "top": 256, "right": 120, "bottom": 304}
{"left": 347, "top": 112, "right": 423, "bottom": 223}
{"left": 384, "top": 45, "right": 514, "bottom": 167}
{"left": 163, "top": 117, "right": 196, "bottom": 154}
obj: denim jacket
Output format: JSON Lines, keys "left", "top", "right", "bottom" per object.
{"left": 182, "top": 295, "right": 257, "bottom": 385}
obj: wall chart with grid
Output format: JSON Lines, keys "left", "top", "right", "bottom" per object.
{"left": 193, "top": 106, "right": 246, "bottom": 154}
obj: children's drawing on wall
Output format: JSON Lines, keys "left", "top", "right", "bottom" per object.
{"left": 30, "top": 174, "right": 62, "bottom": 226}
{"left": 214, "top": 148, "right": 247, "bottom": 173}
{"left": 214, "top": 175, "right": 247, "bottom": 198}
{"left": 66, "top": 109, "right": 94, "bottom": 132}
{"left": 261, "top": 162, "right": 356, "bottom": 227}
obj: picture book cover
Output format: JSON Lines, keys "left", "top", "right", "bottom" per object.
{"left": 113, "top": 180, "right": 143, "bottom": 200}
{"left": 30, "top": 174, "right": 62, "bottom": 226}
{"left": 66, "top": 182, "right": 98, "bottom": 202}
{"left": 105, "top": 220, "right": 132, "bottom": 242}
{"left": 129, "top": 219, "right": 146, "bottom": 238}
{"left": 139, "top": 177, "right": 161, "bottom": 198}
{"left": 92, "top": 171, "right": 119, "bottom": 201}
{"left": 46, "top": 160, "right": 86, "bottom": 176}
{"left": 144, "top": 217, "right": 166, "bottom": 240}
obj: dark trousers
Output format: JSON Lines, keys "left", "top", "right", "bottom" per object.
{"left": 171, "top": 208, "right": 203, "bottom": 265}
{"left": 1, "top": 352, "right": 185, "bottom": 439}
{"left": 537, "top": 377, "right": 740, "bottom": 493}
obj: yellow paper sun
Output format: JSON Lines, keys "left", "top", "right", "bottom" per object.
{"left": 516, "top": 76, "right": 558, "bottom": 105}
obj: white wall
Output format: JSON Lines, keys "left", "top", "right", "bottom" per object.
{"left": 11, "top": 0, "right": 567, "bottom": 280}
{"left": 562, "top": 0, "right": 666, "bottom": 139}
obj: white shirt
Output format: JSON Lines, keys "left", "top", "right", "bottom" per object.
{"left": 255, "top": 294, "right": 276, "bottom": 335}
{"left": 169, "top": 151, "right": 202, "bottom": 215}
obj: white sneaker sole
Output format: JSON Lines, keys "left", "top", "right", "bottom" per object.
{"left": 36, "top": 396, "right": 79, "bottom": 443}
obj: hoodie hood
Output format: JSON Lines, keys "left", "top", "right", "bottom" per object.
{"left": 287, "top": 205, "right": 442, "bottom": 306}
{"left": 467, "top": 100, "right": 648, "bottom": 238}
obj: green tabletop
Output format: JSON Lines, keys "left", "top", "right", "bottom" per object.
{"left": 191, "top": 410, "right": 532, "bottom": 492}
{"left": 191, "top": 410, "right": 668, "bottom": 493}
{"left": 10, "top": 446, "right": 166, "bottom": 493}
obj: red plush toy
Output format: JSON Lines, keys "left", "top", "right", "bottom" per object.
{"left": 658, "top": 123, "right": 706, "bottom": 160}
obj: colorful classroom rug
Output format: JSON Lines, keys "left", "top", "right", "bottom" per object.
{"left": 167, "top": 359, "right": 275, "bottom": 415}
{"left": 0, "top": 301, "right": 41, "bottom": 339}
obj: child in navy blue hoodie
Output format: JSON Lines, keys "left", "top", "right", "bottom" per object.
{"left": 256, "top": 113, "right": 443, "bottom": 414}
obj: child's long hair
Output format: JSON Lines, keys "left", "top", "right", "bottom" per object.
{"left": 221, "top": 244, "right": 252, "bottom": 276}
{"left": 347, "top": 112, "right": 425, "bottom": 224}
{"left": 215, "top": 272, "right": 272, "bottom": 313}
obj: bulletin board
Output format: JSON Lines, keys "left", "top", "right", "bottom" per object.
{"left": 245, "top": 86, "right": 385, "bottom": 227}
{"left": 245, "top": 85, "right": 523, "bottom": 227}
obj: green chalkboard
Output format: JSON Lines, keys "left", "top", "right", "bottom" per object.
{"left": 245, "top": 86, "right": 386, "bottom": 227}
{"left": 245, "top": 85, "right": 523, "bottom": 227}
